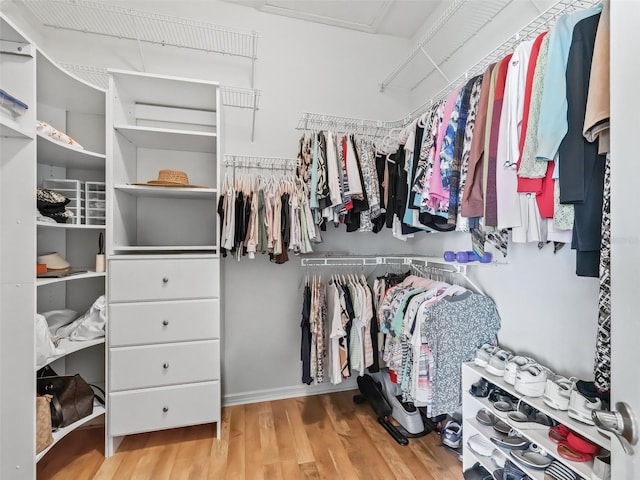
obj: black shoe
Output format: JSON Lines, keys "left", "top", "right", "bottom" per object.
{"left": 470, "top": 378, "right": 491, "bottom": 398}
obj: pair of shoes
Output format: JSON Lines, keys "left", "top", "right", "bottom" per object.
{"left": 493, "top": 400, "right": 515, "bottom": 418}
{"left": 545, "top": 460, "right": 577, "bottom": 480}
{"left": 548, "top": 424, "right": 571, "bottom": 443}
{"left": 475, "top": 344, "right": 499, "bottom": 367}
{"left": 463, "top": 462, "right": 492, "bottom": 480}
{"left": 470, "top": 378, "right": 492, "bottom": 398}
{"left": 568, "top": 389, "right": 602, "bottom": 425}
{"left": 576, "top": 380, "right": 611, "bottom": 406}
{"left": 476, "top": 408, "right": 497, "bottom": 426}
{"left": 543, "top": 375, "right": 575, "bottom": 410}
{"left": 504, "top": 356, "right": 536, "bottom": 385}
{"left": 510, "top": 444, "right": 553, "bottom": 469}
{"left": 556, "top": 430, "right": 600, "bottom": 462}
{"left": 441, "top": 420, "right": 462, "bottom": 449}
{"left": 497, "top": 459, "right": 528, "bottom": 480}
{"left": 506, "top": 409, "right": 554, "bottom": 430}
{"left": 474, "top": 344, "right": 513, "bottom": 377}
{"left": 490, "top": 432, "right": 530, "bottom": 450}
{"left": 514, "top": 363, "right": 549, "bottom": 397}
{"left": 467, "top": 434, "right": 496, "bottom": 457}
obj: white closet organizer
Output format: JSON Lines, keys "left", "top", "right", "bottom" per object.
{"left": 35, "top": 44, "right": 108, "bottom": 463}
{"left": 0, "top": 12, "right": 107, "bottom": 478}
{"left": 0, "top": 13, "right": 37, "bottom": 479}
{"left": 106, "top": 69, "right": 222, "bottom": 456}
{"left": 462, "top": 363, "right": 611, "bottom": 480}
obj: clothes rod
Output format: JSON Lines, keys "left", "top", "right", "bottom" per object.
{"left": 300, "top": 255, "right": 499, "bottom": 294}
{"left": 223, "top": 154, "right": 297, "bottom": 171}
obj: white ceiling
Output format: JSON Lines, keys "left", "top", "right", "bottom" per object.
{"left": 224, "top": 0, "right": 444, "bottom": 38}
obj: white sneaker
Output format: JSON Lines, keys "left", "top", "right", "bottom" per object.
{"left": 543, "top": 375, "right": 573, "bottom": 410}
{"left": 485, "top": 350, "right": 513, "bottom": 377}
{"left": 568, "top": 389, "right": 602, "bottom": 425}
{"left": 474, "top": 344, "right": 499, "bottom": 368}
{"left": 504, "top": 356, "right": 536, "bottom": 385}
{"left": 441, "top": 420, "right": 462, "bottom": 449}
{"left": 514, "top": 364, "right": 548, "bottom": 397}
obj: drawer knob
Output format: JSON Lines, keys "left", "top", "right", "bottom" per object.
{"left": 163, "top": 363, "right": 170, "bottom": 369}
{"left": 162, "top": 406, "right": 169, "bottom": 413}
{"left": 162, "top": 320, "right": 169, "bottom": 326}
{"left": 162, "top": 277, "right": 169, "bottom": 284}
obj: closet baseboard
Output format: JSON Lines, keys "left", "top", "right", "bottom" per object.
{"left": 222, "top": 379, "right": 359, "bottom": 407}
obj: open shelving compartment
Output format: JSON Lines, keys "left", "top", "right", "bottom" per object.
{"left": 462, "top": 362, "right": 611, "bottom": 480}
{"left": 34, "top": 45, "right": 108, "bottom": 465}
{"left": 108, "top": 69, "right": 220, "bottom": 255}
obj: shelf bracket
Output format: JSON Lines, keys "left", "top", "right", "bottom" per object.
{"left": 0, "top": 39, "right": 33, "bottom": 56}
{"left": 131, "top": 13, "right": 147, "bottom": 72}
{"left": 420, "top": 47, "right": 450, "bottom": 83}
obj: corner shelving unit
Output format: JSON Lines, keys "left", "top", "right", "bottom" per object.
{"left": 35, "top": 38, "right": 108, "bottom": 468}
{"left": 1, "top": 11, "right": 109, "bottom": 478}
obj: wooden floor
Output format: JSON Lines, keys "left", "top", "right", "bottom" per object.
{"left": 37, "top": 390, "right": 463, "bottom": 480}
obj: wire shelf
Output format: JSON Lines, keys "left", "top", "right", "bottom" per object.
{"left": 221, "top": 87, "right": 261, "bottom": 111}
{"left": 403, "top": 0, "right": 600, "bottom": 122}
{"left": 57, "top": 63, "right": 260, "bottom": 110}
{"left": 379, "top": 0, "right": 468, "bottom": 92}
{"left": 296, "top": 112, "right": 401, "bottom": 136}
{"left": 223, "top": 154, "right": 296, "bottom": 172}
{"left": 300, "top": 0, "right": 601, "bottom": 134}
{"left": 20, "top": 0, "right": 258, "bottom": 59}
{"left": 58, "top": 62, "right": 109, "bottom": 89}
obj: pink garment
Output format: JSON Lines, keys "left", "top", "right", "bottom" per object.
{"left": 425, "top": 87, "right": 462, "bottom": 210}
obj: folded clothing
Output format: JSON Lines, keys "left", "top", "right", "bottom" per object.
{"left": 0, "top": 88, "right": 28, "bottom": 116}
{"left": 37, "top": 120, "right": 84, "bottom": 150}
{"left": 37, "top": 188, "right": 73, "bottom": 223}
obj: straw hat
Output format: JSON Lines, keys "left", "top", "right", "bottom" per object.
{"left": 135, "top": 169, "right": 205, "bottom": 188}
{"left": 37, "top": 252, "right": 71, "bottom": 271}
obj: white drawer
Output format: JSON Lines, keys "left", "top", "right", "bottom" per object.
{"left": 109, "top": 299, "right": 219, "bottom": 346}
{"left": 109, "top": 340, "right": 219, "bottom": 391}
{"left": 109, "top": 258, "right": 219, "bottom": 302}
{"left": 109, "top": 381, "right": 220, "bottom": 436}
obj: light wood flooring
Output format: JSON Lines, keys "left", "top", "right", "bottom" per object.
{"left": 37, "top": 390, "right": 463, "bottom": 479}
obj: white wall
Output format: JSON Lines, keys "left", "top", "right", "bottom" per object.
{"left": 1, "top": 0, "right": 601, "bottom": 402}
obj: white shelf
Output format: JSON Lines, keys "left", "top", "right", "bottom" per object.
{"left": 465, "top": 363, "right": 610, "bottom": 449}
{"left": 37, "top": 271, "right": 106, "bottom": 287}
{"left": 37, "top": 221, "right": 105, "bottom": 230}
{"left": 37, "top": 338, "right": 105, "bottom": 370}
{"left": 37, "top": 133, "right": 105, "bottom": 170}
{"left": 114, "top": 125, "right": 216, "bottom": 153}
{"left": 113, "top": 245, "right": 216, "bottom": 253}
{"left": 36, "top": 404, "right": 105, "bottom": 462}
{"left": 0, "top": 115, "right": 34, "bottom": 139}
{"left": 36, "top": 50, "right": 105, "bottom": 115}
{"left": 114, "top": 184, "right": 216, "bottom": 200}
